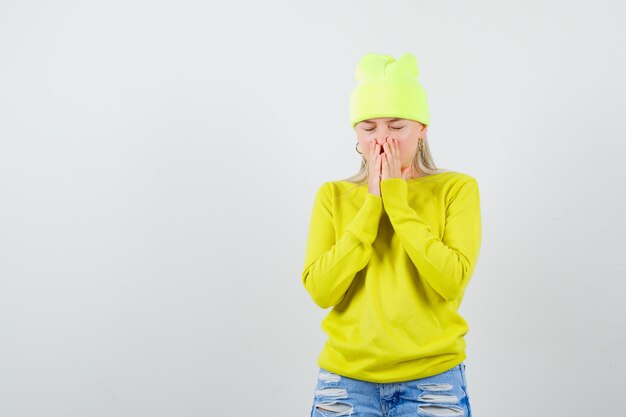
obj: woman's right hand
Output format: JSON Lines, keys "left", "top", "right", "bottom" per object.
{"left": 367, "top": 143, "right": 382, "bottom": 196}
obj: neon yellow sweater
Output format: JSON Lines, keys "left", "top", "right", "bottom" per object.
{"left": 302, "top": 171, "right": 482, "bottom": 383}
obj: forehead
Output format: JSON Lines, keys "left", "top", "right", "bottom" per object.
{"left": 360, "top": 117, "right": 405, "bottom": 124}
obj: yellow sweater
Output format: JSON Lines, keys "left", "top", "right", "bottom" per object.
{"left": 301, "top": 171, "right": 482, "bottom": 383}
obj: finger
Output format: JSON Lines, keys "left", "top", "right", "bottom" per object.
{"left": 388, "top": 143, "right": 396, "bottom": 167}
{"left": 373, "top": 144, "right": 380, "bottom": 168}
{"left": 389, "top": 138, "right": 397, "bottom": 160}
{"left": 389, "top": 140, "right": 398, "bottom": 169}
{"left": 381, "top": 153, "right": 388, "bottom": 178}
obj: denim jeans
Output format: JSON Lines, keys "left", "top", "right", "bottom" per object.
{"left": 309, "top": 362, "right": 472, "bottom": 417}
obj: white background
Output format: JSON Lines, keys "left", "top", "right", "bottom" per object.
{"left": 1, "top": 1, "right": 625, "bottom": 416}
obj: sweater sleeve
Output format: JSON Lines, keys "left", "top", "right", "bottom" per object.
{"left": 302, "top": 183, "right": 383, "bottom": 309}
{"left": 380, "top": 178, "right": 482, "bottom": 302}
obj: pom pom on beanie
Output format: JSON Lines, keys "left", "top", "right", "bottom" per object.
{"left": 349, "top": 52, "right": 430, "bottom": 128}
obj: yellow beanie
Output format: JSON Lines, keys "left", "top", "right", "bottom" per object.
{"left": 349, "top": 52, "right": 430, "bottom": 128}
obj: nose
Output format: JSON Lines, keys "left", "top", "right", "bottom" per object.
{"left": 378, "top": 127, "right": 394, "bottom": 140}
{"left": 375, "top": 135, "right": 391, "bottom": 146}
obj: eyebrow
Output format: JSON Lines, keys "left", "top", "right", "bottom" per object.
{"left": 360, "top": 118, "right": 404, "bottom": 125}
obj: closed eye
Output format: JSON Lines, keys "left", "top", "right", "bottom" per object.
{"left": 364, "top": 126, "right": 403, "bottom": 131}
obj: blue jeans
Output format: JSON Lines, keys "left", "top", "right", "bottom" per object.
{"left": 309, "top": 362, "right": 472, "bottom": 417}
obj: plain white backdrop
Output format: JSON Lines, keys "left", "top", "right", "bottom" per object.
{"left": 1, "top": 0, "right": 625, "bottom": 416}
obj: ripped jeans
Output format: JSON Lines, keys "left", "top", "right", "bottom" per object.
{"left": 309, "top": 362, "right": 472, "bottom": 417}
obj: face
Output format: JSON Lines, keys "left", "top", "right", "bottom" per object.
{"left": 355, "top": 117, "right": 427, "bottom": 168}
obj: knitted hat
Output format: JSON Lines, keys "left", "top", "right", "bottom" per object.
{"left": 349, "top": 52, "right": 430, "bottom": 128}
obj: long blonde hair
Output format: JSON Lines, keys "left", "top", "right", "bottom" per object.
{"left": 337, "top": 130, "right": 448, "bottom": 197}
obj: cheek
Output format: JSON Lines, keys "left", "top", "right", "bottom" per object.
{"left": 395, "top": 140, "right": 414, "bottom": 156}
{"left": 356, "top": 135, "right": 369, "bottom": 148}
{"left": 364, "top": 140, "right": 376, "bottom": 152}
{"left": 395, "top": 140, "right": 408, "bottom": 152}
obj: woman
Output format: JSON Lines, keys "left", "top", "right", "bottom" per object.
{"left": 302, "top": 52, "right": 481, "bottom": 417}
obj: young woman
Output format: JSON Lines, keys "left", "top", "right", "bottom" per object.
{"left": 302, "top": 52, "right": 481, "bottom": 417}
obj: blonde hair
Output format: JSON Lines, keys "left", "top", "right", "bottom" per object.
{"left": 336, "top": 129, "right": 448, "bottom": 197}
